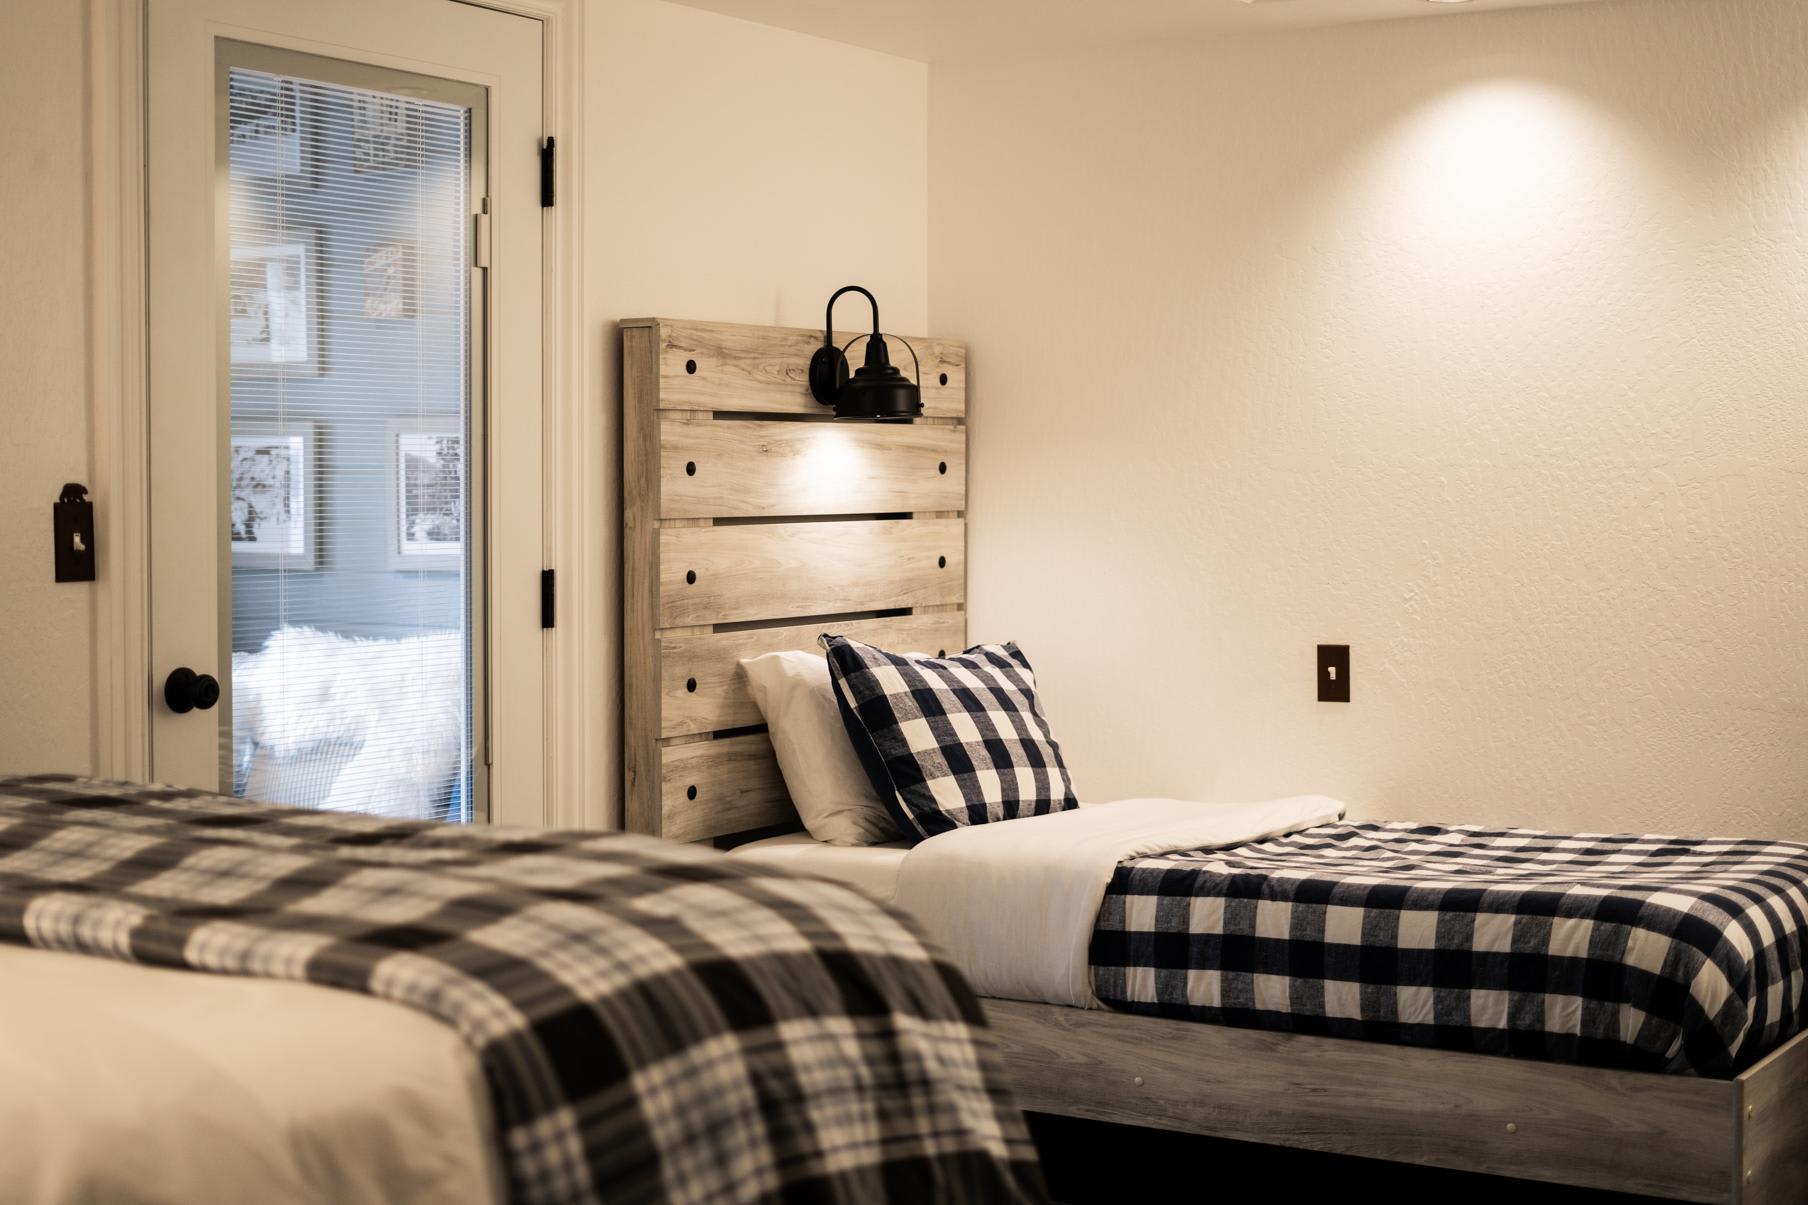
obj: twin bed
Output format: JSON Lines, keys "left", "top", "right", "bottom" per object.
{"left": 727, "top": 808, "right": 1808, "bottom": 1201}
{"left": 622, "top": 317, "right": 1808, "bottom": 1204}
{"left": 0, "top": 775, "right": 1042, "bottom": 1204}
{"left": 740, "top": 812, "right": 1808, "bottom": 1077}
{"left": 725, "top": 813, "right": 1808, "bottom": 1199}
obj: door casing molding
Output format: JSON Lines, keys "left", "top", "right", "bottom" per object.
{"left": 87, "top": 0, "right": 601, "bottom": 826}
{"left": 90, "top": 0, "right": 152, "bottom": 784}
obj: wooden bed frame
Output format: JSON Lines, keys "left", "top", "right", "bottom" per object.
{"left": 620, "top": 316, "right": 1808, "bottom": 1203}
{"left": 988, "top": 1002, "right": 1808, "bottom": 1203}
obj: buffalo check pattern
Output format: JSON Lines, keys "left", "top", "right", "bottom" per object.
{"left": 0, "top": 776, "right": 1046, "bottom": 1205}
{"left": 1092, "top": 821, "right": 1808, "bottom": 1075}
{"left": 822, "top": 638, "right": 1078, "bottom": 845}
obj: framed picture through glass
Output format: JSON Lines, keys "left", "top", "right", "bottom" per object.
{"left": 227, "top": 71, "right": 309, "bottom": 180}
{"left": 229, "top": 422, "right": 318, "bottom": 569}
{"left": 230, "top": 230, "right": 323, "bottom": 374}
{"left": 387, "top": 417, "right": 465, "bottom": 571}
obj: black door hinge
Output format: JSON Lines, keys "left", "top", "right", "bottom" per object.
{"left": 540, "top": 137, "right": 555, "bottom": 208}
{"left": 541, "top": 568, "right": 556, "bottom": 629}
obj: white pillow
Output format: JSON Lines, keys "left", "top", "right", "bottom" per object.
{"left": 739, "top": 650, "right": 899, "bottom": 846}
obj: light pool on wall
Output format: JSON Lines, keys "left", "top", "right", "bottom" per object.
{"left": 1362, "top": 79, "right": 1624, "bottom": 246}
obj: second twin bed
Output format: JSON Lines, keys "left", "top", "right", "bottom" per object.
{"left": 622, "top": 316, "right": 1808, "bottom": 1204}
{"left": 737, "top": 809, "right": 1808, "bottom": 1077}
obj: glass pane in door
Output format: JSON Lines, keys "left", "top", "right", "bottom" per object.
{"left": 224, "top": 59, "right": 481, "bottom": 822}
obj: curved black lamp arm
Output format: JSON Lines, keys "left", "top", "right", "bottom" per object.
{"left": 822, "top": 284, "right": 880, "bottom": 349}
{"left": 811, "top": 284, "right": 897, "bottom": 407}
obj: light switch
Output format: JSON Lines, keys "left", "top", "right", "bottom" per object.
{"left": 53, "top": 483, "right": 95, "bottom": 583}
{"left": 1317, "top": 644, "right": 1350, "bottom": 703}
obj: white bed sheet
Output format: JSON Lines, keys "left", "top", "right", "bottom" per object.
{"left": 730, "top": 832, "right": 909, "bottom": 903}
{"left": 0, "top": 944, "right": 504, "bottom": 1205}
{"left": 896, "top": 796, "right": 1347, "bottom": 1007}
{"left": 734, "top": 798, "right": 1345, "bottom": 1010}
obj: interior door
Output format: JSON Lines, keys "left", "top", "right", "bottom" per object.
{"left": 145, "top": 0, "right": 545, "bottom": 825}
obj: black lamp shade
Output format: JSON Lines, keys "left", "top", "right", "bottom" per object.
{"left": 809, "top": 285, "right": 923, "bottom": 421}
{"left": 837, "top": 368, "right": 921, "bottom": 421}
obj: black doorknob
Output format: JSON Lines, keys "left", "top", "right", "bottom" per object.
{"left": 164, "top": 667, "right": 220, "bottom": 714}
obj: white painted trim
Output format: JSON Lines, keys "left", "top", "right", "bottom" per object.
{"left": 95, "top": 0, "right": 602, "bottom": 826}
{"left": 463, "top": 0, "right": 600, "bottom": 830}
{"left": 89, "top": 0, "right": 151, "bottom": 783}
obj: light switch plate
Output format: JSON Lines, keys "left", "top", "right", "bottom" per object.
{"left": 1317, "top": 644, "right": 1350, "bottom": 703}
{"left": 53, "top": 483, "right": 96, "bottom": 584}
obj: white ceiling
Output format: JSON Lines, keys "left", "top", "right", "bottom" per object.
{"left": 667, "top": 0, "right": 1618, "bottom": 61}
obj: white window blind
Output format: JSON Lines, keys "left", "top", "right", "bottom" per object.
{"left": 225, "top": 64, "right": 478, "bottom": 823}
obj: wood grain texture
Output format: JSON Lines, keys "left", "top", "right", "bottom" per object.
{"left": 660, "top": 418, "right": 965, "bottom": 519}
{"left": 622, "top": 324, "right": 663, "bottom": 836}
{"left": 642, "top": 318, "right": 967, "bottom": 419}
{"left": 623, "top": 317, "right": 971, "bottom": 843}
{"left": 985, "top": 1001, "right": 1739, "bottom": 1204}
{"left": 659, "top": 519, "right": 964, "bottom": 628}
{"left": 659, "top": 733, "right": 791, "bottom": 843}
{"left": 660, "top": 612, "right": 969, "bottom": 738}
{"left": 1736, "top": 1027, "right": 1808, "bottom": 1204}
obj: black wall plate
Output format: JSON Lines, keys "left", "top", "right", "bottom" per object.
{"left": 1318, "top": 644, "right": 1350, "bottom": 703}
{"left": 53, "top": 483, "right": 95, "bottom": 583}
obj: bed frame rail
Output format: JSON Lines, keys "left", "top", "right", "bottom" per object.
{"left": 986, "top": 999, "right": 1808, "bottom": 1203}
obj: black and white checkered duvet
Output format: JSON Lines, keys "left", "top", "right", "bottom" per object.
{"left": 0, "top": 776, "right": 1046, "bottom": 1205}
{"left": 1091, "top": 821, "right": 1808, "bottom": 1075}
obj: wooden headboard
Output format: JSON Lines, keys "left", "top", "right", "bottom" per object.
{"left": 622, "top": 318, "right": 969, "bottom": 842}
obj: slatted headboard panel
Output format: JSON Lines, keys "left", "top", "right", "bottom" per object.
{"left": 622, "top": 318, "right": 968, "bottom": 842}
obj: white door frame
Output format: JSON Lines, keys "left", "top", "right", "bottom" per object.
{"left": 85, "top": 0, "right": 603, "bottom": 828}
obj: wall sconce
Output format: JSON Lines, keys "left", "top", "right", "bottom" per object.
{"left": 808, "top": 285, "right": 922, "bottom": 421}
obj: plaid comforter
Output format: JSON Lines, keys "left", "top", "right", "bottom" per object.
{"left": 1092, "top": 821, "right": 1808, "bottom": 1075}
{"left": 0, "top": 776, "right": 1045, "bottom": 1205}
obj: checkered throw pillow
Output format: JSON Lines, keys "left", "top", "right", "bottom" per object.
{"left": 822, "top": 636, "right": 1078, "bottom": 844}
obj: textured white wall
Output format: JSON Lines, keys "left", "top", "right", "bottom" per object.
{"left": 0, "top": 3, "right": 97, "bottom": 777}
{"left": 930, "top": 0, "right": 1808, "bottom": 839}
{"left": 587, "top": 0, "right": 929, "bottom": 822}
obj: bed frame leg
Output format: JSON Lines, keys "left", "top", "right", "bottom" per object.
{"left": 1735, "top": 1030, "right": 1808, "bottom": 1204}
